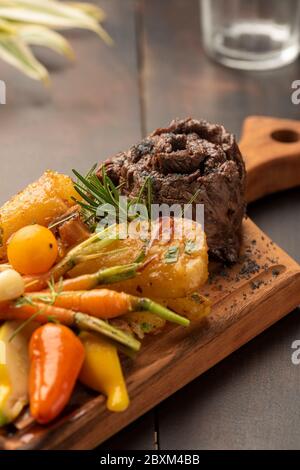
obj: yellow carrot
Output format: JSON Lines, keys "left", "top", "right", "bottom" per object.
{"left": 79, "top": 332, "right": 130, "bottom": 412}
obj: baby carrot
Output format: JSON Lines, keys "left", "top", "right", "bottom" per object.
{"left": 28, "top": 290, "right": 190, "bottom": 326}
{"left": 30, "top": 290, "right": 132, "bottom": 319}
{"left": 0, "top": 302, "right": 74, "bottom": 325}
{"left": 55, "top": 263, "right": 142, "bottom": 292}
{"left": 0, "top": 302, "right": 141, "bottom": 351}
{"left": 25, "top": 262, "right": 141, "bottom": 293}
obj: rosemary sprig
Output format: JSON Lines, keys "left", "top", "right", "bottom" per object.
{"left": 48, "top": 212, "right": 77, "bottom": 230}
{"left": 33, "top": 277, "right": 64, "bottom": 305}
{"left": 187, "top": 189, "right": 201, "bottom": 205}
{"left": 72, "top": 166, "right": 153, "bottom": 225}
{"left": 180, "top": 189, "right": 201, "bottom": 218}
{"left": 128, "top": 176, "right": 152, "bottom": 220}
{"left": 146, "top": 177, "right": 152, "bottom": 218}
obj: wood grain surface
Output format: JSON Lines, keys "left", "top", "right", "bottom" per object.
{"left": 1, "top": 218, "right": 300, "bottom": 450}
{"left": 1, "top": 0, "right": 300, "bottom": 450}
{"left": 240, "top": 116, "right": 300, "bottom": 203}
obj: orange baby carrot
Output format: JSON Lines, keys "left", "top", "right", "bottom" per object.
{"left": 0, "top": 300, "right": 141, "bottom": 351}
{"left": 31, "top": 290, "right": 132, "bottom": 319}
{"left": 28, "top": 290, "right": 190, "bottom": 326}
{"left": 0, "top": 301, "right": 74, "bottom": 325}
{"left": 25, "top": 263, "right": 141, "bottom": 293}
{"left": 29, "top": 323, "right": 85, "bottom": 424}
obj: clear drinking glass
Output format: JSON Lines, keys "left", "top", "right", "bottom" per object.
{"left": 200, "top": 0, "right": 300, "bottom": 70}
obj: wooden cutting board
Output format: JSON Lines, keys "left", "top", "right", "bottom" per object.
{"left": 1, "top": 116, "right": 300, "bottom": 450}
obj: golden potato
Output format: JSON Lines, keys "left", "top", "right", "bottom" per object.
{"left": 69, "top": 218, "right": 208, "bottom": 299}
{"left": 0, "top": 171, "right": 78, "bottom": 261}
{"left": 107, "top": 218, "right": 208, "bottom": 298}
{"left": 123, "top": 293, "right": 210, "bottom": 338}
{"left": 123, "top": 311, "right": 166, "bottom": 338}
{"left": 160, "top": 292, "right": 211, "bottom": 321}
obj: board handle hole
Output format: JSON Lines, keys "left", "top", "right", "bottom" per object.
{"left": 271, "top": 129, "right": 299, "bottom": 143}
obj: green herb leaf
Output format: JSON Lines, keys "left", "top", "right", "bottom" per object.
{"left": 141, "top": 322, "right": 152, "bottom": 333}
{"left": 164, "top": 245, "right": 179, "bottom": 264}
{"left": 184, "top": 240, "right": 200, "bottom": 255}
{"left": 190, "top": 292, "right": 205, "bottom": 304}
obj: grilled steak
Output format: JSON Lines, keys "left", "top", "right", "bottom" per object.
{"left": 98, "top": 118, "right": 246, "bottom": 262}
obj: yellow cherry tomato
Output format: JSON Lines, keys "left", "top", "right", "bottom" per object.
{"left": 7, "top": 225, "right": 58, "bottom": 275}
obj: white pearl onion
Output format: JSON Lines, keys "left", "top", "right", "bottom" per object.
{"left": 0, "top": 269, "right": 25, "bottom": 302}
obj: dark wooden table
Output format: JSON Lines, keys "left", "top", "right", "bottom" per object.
{"left": 1, "top": 0, "right": 300, "bottom": 450}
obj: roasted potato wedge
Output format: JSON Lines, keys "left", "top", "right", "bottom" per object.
{"left": 0, "top": 171, "right": 78, "bottom": 261}
{"left": 123, "top": 293, "right": 210, "bottom": 339}
{"left": 123, "top": 312, "right": 166, "bottom": 338}
{"left": 159, "top": 292, "right": 211, "bottom": 321}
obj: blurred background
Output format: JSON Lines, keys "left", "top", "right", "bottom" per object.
{"left": 1, "top": 0, "right": 300, "bottom": 450}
